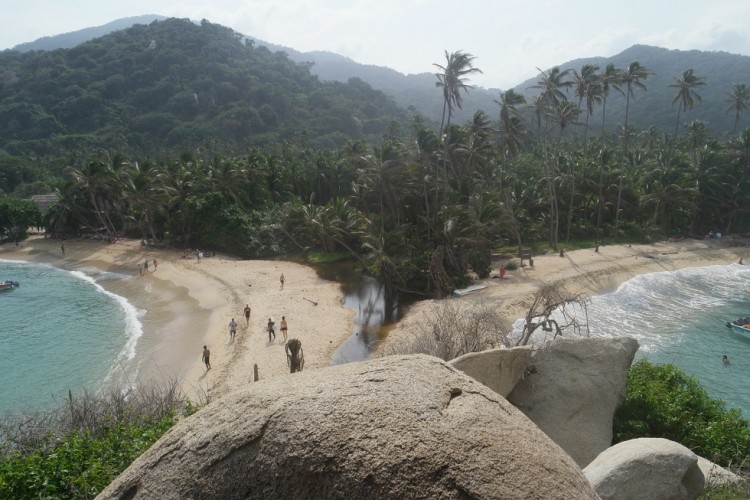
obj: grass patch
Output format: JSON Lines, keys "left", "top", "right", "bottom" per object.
{"left": 306, "top": 251, "right": 353, "bottom": 264}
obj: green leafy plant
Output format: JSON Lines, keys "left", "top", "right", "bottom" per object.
{"left": 614, "top": 360, "right": 750, "bottom": 468}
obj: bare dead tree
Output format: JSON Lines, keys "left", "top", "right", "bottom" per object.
{"left": 515, "top": 283, "right": 590, "bottom": 346}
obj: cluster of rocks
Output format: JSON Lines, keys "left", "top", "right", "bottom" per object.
{"left": 98, "top": 337, "right": 739, "bottom": 499}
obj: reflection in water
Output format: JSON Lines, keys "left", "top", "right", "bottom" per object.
{"left": 315, "top": 262, "right": 400, "bottom": 365}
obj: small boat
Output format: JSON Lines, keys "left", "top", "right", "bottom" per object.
{"left": 726, "top": 317, "right": 750, "bottom": 339}
{"left": 452, "top": 284, "right": 487, "bottom": 297}
{"left": 0, "top": 280, "right": 20, "bottom": 291}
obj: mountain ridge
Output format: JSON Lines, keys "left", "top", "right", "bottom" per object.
{"left": 7, "top": 17, "right": 750, "bottom": 135}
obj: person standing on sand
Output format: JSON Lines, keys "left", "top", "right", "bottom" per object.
{"left": 138, "top": 264, "right": 143, "bottom": 276}
{"left": 280, "top": 273, "right": 285, "bottom": 289}
{"left": 153, "top": 258, "right": 158, "bottom": 270}
{"left": 267, "top": 318, "right": 276, "bottom": 342}
{"left": 280, "top": 316, "right": 288, "bottom": 341}
{"left": 229, "top": 318, "right": 238, "bottom": 341}
{"left": 244, "top": 304, "right": 251, "bottom": 326}
{"left": 61, "top": 244, "right": 65, "bottom": 256}
{"left": 196, "top": 249, "right": 201, "bottom": 262}
{"left": 202, "top": 345, "right": 211, "bottom": 370}
{"left": 143, "top": 259, "right": 149, "bottom": 274}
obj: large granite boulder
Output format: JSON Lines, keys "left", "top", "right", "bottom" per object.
{"left": 507, "top": 336, "right": 639, "bottom": 467}
{"left": 583, "top": 438, "right": 705, "bottom": 500}
{"left": 98, "top": 355, "right": 597, "bottom": 499}
{"left": 449, "top": 345, "right": 534, "bottom": 397}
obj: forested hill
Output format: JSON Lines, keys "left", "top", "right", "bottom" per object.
{"left": 513, "top": 44, "right": 750, "bottom": 135}
{"left": 0, "top": 18, "right": 410, "bottom": 158}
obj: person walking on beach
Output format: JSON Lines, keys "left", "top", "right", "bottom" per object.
{"left": 196, "top": 249, "right": 201, "bottom": 262}
{"left": 244, "top": 304, "right": 252, "bottom": 326}
{"left": 138, "top": 264, "right": 143, "bottom": 276}
{"left": 61, "top": 243, "right": 65, "bottom": 256}
{"left": 143, "top": 259, "right": 149, "bottom": 274}
{"left": 267, "top": 318, "right": 276, "bottom": 342}
{"left": 280, "top": 273, "right": 285, "bottom": 289}
{"left": 280, "top": 316, "right": 288, "bottom": 341}
{"left": 229, "top": 318, "right": 238, "bottom": 341}
{"left": 202, "top": 345, "right": 211, "bottom": 370}
{"left": 153, "top": 258, "right": 158, "bottom": 270}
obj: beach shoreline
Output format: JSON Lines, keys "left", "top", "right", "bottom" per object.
{"left": 2, "top": 235, "right": 747, "bottom": 405}
{"left": 379, "top": 238, "right": 748, "bottom": 352}
{"left": 1, "top": 236, "right": 355, "bottom": 403}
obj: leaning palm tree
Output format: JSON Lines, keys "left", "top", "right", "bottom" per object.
{"left": 726, "top": 82, "right": 750, "bottom": 135}
{"left": 670, "top": 68, "right": 706, "bottom": 138}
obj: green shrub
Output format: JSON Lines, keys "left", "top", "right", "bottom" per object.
{"left": 614, "top": 360, "right": 750, "bottom": 468}
{"left": 0, "top": 415, "right": 175, "bottom": 499}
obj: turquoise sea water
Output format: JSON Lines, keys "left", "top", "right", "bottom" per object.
{"left": 0, "top": 259, "right": 141, "bottom": 415}
{"left": 515, "top": 264, "right": 750, "bottom": 417}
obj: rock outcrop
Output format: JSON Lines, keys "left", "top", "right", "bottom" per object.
{"left": 507, "top": 336, "right": 639, "bottom": 467}
{"left": 583, "top": 438, "right": 705, "bottom": 500}
{"left": 98, "top": 354, "right": 597, "bottom": 499}
{"left": 449, "top": 345, "right": 533, "bottom": 397}
{"left": 696, "top": 456, "right": 741, "bottom": 486}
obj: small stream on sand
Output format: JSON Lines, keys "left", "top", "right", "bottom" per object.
{"left": 312, "top": 262, "right": 403, "bottom": 365}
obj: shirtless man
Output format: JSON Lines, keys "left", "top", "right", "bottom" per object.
{"left": 243, "top": 304, "right": 251, "bottom": 326}
{"left": 280, "top": 316, "right": 288, "bottom": 341}
{"left": 202, "top": 345, "right": 211, "bottom": 370}
{"left": 229, "top": 318, "right": 238, "bottom": 340}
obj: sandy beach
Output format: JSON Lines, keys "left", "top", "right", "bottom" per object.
{"left": 1, "top": 236, "right": 355, "bottom": 403}
{"left": 2, "top": 235, "right": 747, "bottom": 402}
{"left": 381, "top": 238, "right": 749, "bottom": 350}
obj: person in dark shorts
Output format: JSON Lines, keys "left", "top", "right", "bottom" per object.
{"left": 202, "top": 345, "right": 211, "bottom": 370}
{"left": 280, "top": 316, "right": 288, "bottom": 341}
{"left": 267, "top": 318, "right": 276, "bottom": 342}
{"left": 244, "top": 304, "right": 251, "bottom": 326}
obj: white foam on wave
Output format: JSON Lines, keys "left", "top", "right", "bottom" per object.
{"left": 67, "top": 269, "right": 143, "bottom": 363}
{"left": 512, "top": 264, "right": 750, "bottom": 352}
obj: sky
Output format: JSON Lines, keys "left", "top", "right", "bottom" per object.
{"left": 3, "top": 0, "right": 750, "bottom": 90}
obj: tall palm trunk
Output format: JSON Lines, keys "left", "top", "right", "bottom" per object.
{"left": 614, "top": 93, "right": 632, "bottom": 241}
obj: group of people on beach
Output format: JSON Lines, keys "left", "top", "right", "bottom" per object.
{"left": 137, "top": 258, "right": 158, "bottom": 276}
{"left": 202, "top": 272, "right": 289, "bottom": 371}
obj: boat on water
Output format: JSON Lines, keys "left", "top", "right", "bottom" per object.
{"left": 726, "top": 317, "right": 750, "bottom": 339}
{"left": 0, "top": 280, "right": 20, "bottom": 291}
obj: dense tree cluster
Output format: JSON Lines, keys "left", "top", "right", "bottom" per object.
{"left": 2, "top": 39, "right": 750, "bottom": 301}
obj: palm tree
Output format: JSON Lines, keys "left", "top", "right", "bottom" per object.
{"left": 434, "top": 51, "right": 483, "bottom": 141}
{"left": 531, "top": 66, "right": 572, "bottom": 249}
{"left": 621, "top": 62, "right": 650, "bottom": 138}
{"left": 572, "top": 64, "right": 601, "bottom": 141}
{"left": 726, "top": 82, "right": 750, "bottom": 135}
{"left": 595, "top": 64, "right": 623, "bottom": 249}
{"left": 670, "top": 68, "right": 706, "bottom": 138}
{"left": 615, "top": 62, "right": 650, "bottom": 239}
{"left": 495, "top": 89, "right": 527, "bottom": 158}
{"left": 434, "top": 50, "right": 482, "bottom": 201}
